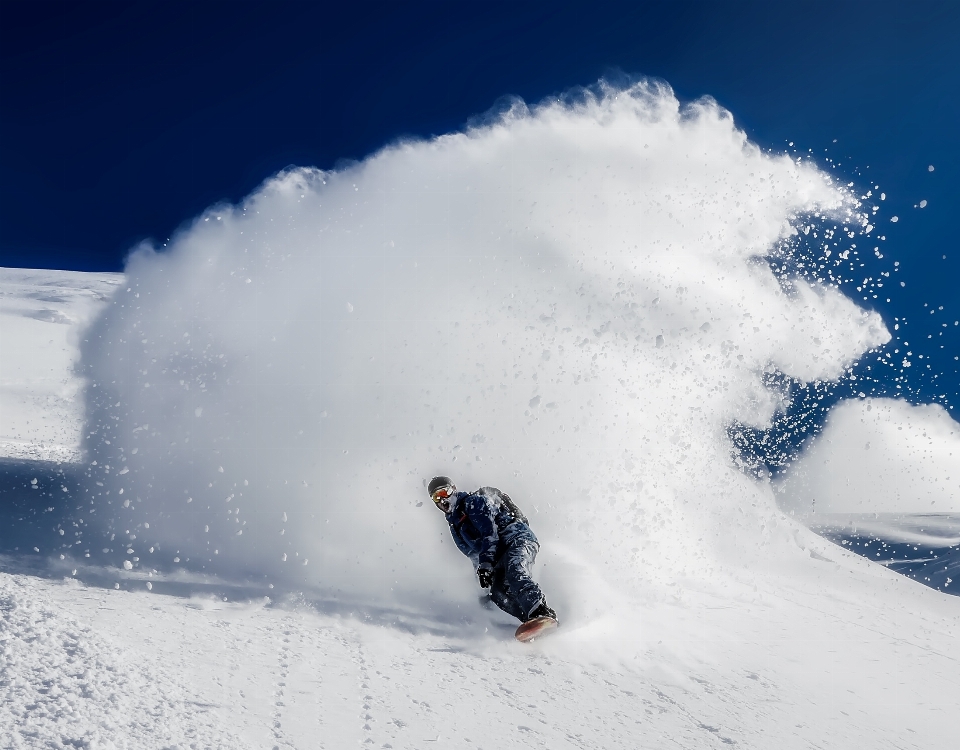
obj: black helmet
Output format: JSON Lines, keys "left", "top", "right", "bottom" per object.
{"left": 427, "top": 476, "right": 454, "bottom": 496}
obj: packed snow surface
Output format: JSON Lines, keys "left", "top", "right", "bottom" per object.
{"left": 3, "top": 81, "right": 959, "bottom": 748}
{"left": 2, "top": 560, "right": 958, "bottom": 750}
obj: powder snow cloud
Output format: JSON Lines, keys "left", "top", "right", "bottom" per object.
{"left": 79, "top": 81, "right": 888, "bottom": 617}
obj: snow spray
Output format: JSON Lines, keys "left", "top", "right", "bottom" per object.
{"left": 79, "top": 81, "right": 889, "bottom": 618}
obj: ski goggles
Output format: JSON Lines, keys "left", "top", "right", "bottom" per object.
{"left": 431, "top": 486, "right": 455, "bottom": 507}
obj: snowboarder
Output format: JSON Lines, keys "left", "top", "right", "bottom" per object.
{"left": 427, "top": 476, "right": 558, "bottom": 639}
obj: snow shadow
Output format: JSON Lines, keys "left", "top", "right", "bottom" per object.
{"left": 0, "top": 458, "right": 513, "bottom": 638}
{"left": 0, "top": 458, "right": 85, "bottom": 566}
{"left": 812, "top": 513, "right": 960, "bottom": 596}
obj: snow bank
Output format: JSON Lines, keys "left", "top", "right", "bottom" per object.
{"left": 777, "top": 397, "right": 960, "bottom": 514}
{"left": 78, "top": 81, "right": 888, "bottom": 619}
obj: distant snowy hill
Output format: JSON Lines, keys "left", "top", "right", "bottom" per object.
{"left": 0, "top": 268, "right": 122, "bottom": 462}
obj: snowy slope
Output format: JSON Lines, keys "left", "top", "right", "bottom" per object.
{"left": 0, "top": 268, "right": 122, "bottom": 462}
{"left": 3, "top": 546, "right": 959, "bottom": 749}
{"left": 3, "top": 82, "right": 960, "bottom": 749}
{"left": 3, "top": 275, "right": 959, "bottom": 749}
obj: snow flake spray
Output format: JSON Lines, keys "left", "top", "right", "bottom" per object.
{"left": 79, "top": 81, "right": 895, "bottom": 632}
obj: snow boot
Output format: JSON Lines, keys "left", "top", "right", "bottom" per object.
{"left": 526, "top": 600, "right": 557, "bottom": 623}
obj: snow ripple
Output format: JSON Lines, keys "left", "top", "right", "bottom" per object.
{"left": 0, "top": 574, "right": 243, "bottom": 750}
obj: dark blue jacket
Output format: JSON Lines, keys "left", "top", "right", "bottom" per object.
{"left": 445, "top": 486, "right": 537, "bottom": 568}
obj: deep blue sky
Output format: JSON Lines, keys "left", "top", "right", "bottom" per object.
{"left": 1, "top": 0, "right": 958, "bottom": 412}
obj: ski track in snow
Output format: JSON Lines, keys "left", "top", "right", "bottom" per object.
{"left": 0, "top": 574, "right": 242, "bottom": 750}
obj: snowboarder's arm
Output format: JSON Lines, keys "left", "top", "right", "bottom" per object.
{"left": 465, "top": 494, "right": 499, "bottom": 568}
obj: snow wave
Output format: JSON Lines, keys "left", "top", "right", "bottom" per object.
{"left": 79, "top": 81, "right": 888, "bottom": 618}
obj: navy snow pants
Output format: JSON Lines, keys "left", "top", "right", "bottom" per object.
{"left": 489, "top": 537, "right": 544, "bottom": 621}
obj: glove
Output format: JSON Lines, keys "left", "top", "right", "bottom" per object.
{"left": 477, "top": 564, "right": 493, "bottom": 588}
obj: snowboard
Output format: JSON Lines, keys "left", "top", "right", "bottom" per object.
{"left": 514, "top": 616, "right": 558, "bottom": 643}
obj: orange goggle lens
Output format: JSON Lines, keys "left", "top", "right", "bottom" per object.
{"left": 431, "top": 487, "right": 453, "bottom": 504}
